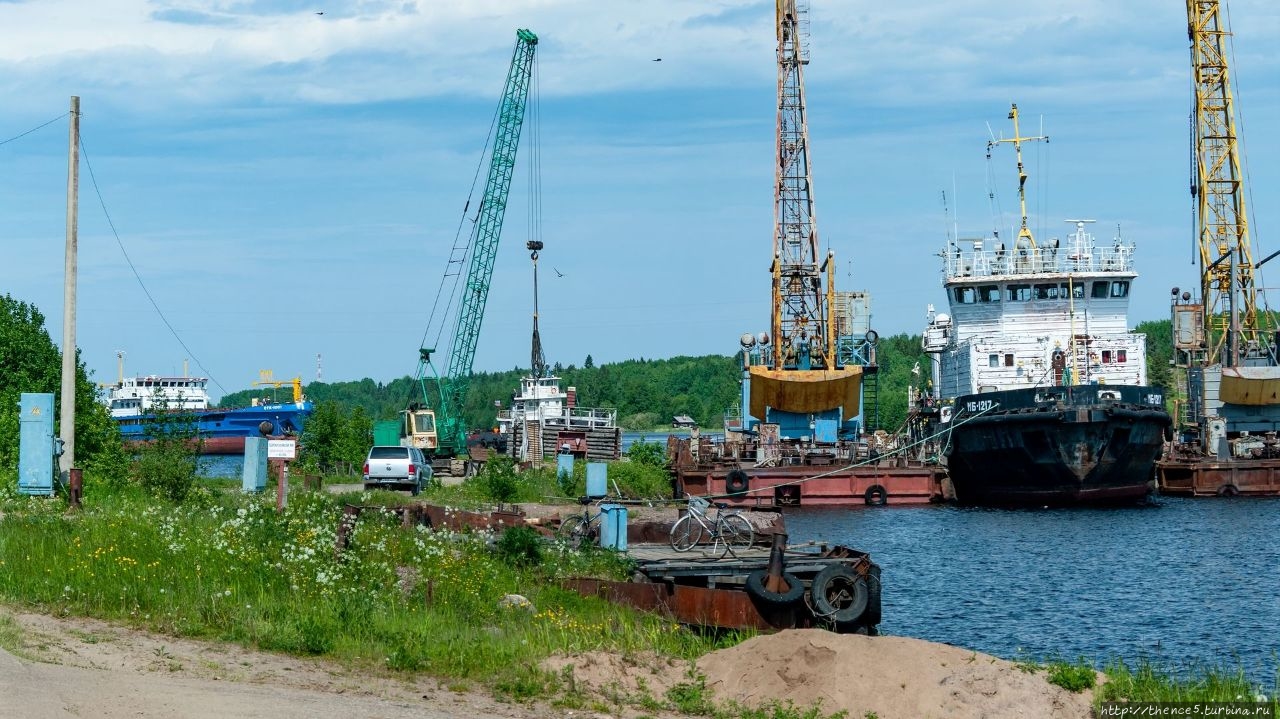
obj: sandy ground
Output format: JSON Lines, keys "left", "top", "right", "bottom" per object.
{"left": 1, "top": 609, "right": 1098, "bottom": 719}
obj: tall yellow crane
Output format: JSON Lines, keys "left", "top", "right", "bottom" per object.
{"left": 1187, "top": 0, "right": 1263, "bottom": 366}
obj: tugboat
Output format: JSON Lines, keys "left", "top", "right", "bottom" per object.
{"left": 921, "top": 104, "right": 1169, "bottom": 505}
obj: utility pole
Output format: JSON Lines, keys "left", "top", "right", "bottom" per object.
{"left": 59, "top": 95, "right": 80, "bottom": 482}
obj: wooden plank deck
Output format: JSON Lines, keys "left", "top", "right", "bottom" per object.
{"left": 626, "top": 541, "right": 858, "bottom": 587}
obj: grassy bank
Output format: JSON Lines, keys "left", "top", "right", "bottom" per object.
{"left": 2, "top": 470, "right": 1276, "bottom": 718}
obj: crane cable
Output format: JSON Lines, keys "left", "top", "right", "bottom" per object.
{"left": 416, "top": 71, "right": 508, "bottom": 369}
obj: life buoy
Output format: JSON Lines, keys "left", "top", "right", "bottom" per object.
{"left": 745, "top": 570, "right": 806, "bottom": 608}
{"left": 864, "top": 484, "right": 888, "bottom": 506}
{"left": 725, "top": 469, "right": 750, "bottom": 495}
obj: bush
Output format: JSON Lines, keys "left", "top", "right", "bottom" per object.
{"left": 626, "top": 440, "right": 668, "bottom": 468}
{"left": 478, "top": 454, "right": 520, "bottom": 508}
{"left": 495, "top": 525, "right": 544, "bottom": 568}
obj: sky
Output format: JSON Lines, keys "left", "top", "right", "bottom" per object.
{"left": 2, "top": 0, "right": 1278, "bottom": 401}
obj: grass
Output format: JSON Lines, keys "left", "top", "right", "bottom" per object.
{"left": 1016, "top": 652, "right": 1277, "bottom": 711}
{"left": 0, "top": 474, "right": 840, "bottom": 718}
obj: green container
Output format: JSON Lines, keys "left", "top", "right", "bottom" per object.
{"left": 373, "top": 420, "right": 401, "bottom": 447}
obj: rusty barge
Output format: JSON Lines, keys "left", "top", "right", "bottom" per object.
{"left": 668, "top": 433, "right": 946, "bottom": 508}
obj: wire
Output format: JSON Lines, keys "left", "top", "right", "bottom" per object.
{"left": 79, "top": 135, "right": 227, "bottom": 395}
{"left": 0, "top": 113, "right": 68, "bottom": 147}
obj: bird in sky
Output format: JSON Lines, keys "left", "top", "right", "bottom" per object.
{"left": 554, "top": 268, "right": 565, "bottom": 278}
{"left": 316, "top": 11, "right": 324, "bottom": 15}
{"left": 652, "top": 58, "right": 662, "bottom": 62}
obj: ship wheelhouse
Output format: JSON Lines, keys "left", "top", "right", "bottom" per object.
{"left": 924, "top": 221, "right": 1148, "bottom": 401}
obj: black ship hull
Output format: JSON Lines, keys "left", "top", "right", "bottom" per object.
{"left": 945, "top": 384, "right": 1170, "bottom": 506}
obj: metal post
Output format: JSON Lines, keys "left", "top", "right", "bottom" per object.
{"left": 58, "top": 96, "right": 80, "bottom": 483}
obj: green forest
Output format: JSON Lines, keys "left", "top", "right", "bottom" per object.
{"left": 220, "top": 336, "right": 940, "bottom": 434}
{"left": 222, "top": 322, "right": 1179, "bottom": 435}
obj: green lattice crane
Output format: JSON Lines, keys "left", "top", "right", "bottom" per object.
{"left": 406, "top": 29, "right": 538, "bottom": 466}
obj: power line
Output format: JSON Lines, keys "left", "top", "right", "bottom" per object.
{"left": 0, "top": 113, "right": 69, "bottom": 147}
{"left": 78, "top": 134, "right": 227, "bottom": 395}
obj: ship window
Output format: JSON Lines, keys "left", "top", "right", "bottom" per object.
{"left": 1063, "top": 283, "right": 1084, "bottom": 300}
{"left": 1007, "top": 284, "right": 1032, "bottom": 301}
{"left": 1004, "top": 353, "right": 1014, "bottom": 367}
{"left": 954, "top": 287, "right": 976, "bottom": 304}
{"left": 1117, "top": 349, "right": 1127, "bottom": 363}
{"left": 1102, "top": 350, "right": 1112, "bottom": 364}
{"left": 979, "top": 285, "right": 1000, "bottom": 303}
{"left": 988, "top": 354, "right": 999, "bottom": 368}
{"left": 1033, "top": 283, "right": 1058, "bottom": 300}
{"left": 1091, "top": 281, "right": 1110, "bottom": 299}
{"left": 1111, "top": 281, "right": 1130, "bottom": 298}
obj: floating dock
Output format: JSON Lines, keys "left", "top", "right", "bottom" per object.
{"left": 668, "top": 435, "right": 946, "bottom": 507}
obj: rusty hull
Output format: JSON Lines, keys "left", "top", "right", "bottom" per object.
{"left": 563, "top": 578, "right": 811, "bottom": 632}
{"left": 675, "top": 463, "right": 944, "bottom": 507}
{"left": 1157, "top": 457, "right": 1280, "bottom": 497}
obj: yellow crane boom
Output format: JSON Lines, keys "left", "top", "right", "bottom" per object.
{"left": 1188, "top": 0, "right": 1260, "bottom": 366}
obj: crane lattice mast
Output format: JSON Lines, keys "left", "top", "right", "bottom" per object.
{"left": 421, "top": 29, "right": 538, "bottom": 455}
{"left": 1188, "top": 0, "right": 1259, "bottom": 366}
{"left": 771, "top": 0, "right": 834, "bottom": 371}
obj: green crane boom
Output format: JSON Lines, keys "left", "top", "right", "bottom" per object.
{"left": 424, "top": 29, "right": 538, "bottom": 459}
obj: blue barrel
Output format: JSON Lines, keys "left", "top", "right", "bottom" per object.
{"left": 598, "top": 504, "right": 628, "bottom": 551}
{"left": 586, "top": 462, "right": 608, "bottom": 498}
{"left": 556, "top": 453, "right": 574, "bottom": 481}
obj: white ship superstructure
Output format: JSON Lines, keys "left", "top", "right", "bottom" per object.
{"left": 107, "top": 375, "right": 210, "bottom": 419}
{"left": 924, "top": 220, "right": 1148, "bottom": 400}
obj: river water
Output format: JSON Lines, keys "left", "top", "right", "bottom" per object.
{"left": 785, "top": 498, "right": 1280, "bottom": 686}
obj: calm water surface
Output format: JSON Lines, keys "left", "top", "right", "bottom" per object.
{"left": 785, "top": 498, "right": 1280, "bottom": 685}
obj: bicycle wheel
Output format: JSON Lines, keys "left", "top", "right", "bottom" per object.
{"left": 669, "top": 515, "right": 704, "bottom": 552}
{"left": 717, "top": 513, "right": 755, "bottom": 558}
{"left": 557, "top": 514, "right": 592, "bottom": 549}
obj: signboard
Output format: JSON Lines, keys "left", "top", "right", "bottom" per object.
{"left": 267, "top": 439, "right": 297, "bottom": 460}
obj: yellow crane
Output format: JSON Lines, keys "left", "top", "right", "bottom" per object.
{"left": 252, "top": 370, "right": 304, "bottom": 404}
{"left": 1187, "top": 0, "right": 1265, "bottom": 366}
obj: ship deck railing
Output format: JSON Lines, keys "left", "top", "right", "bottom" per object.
{"left": 945, "top": 243, "right": 1134, "bottom": 280}
{"left": 496, "top": 407, "right": 618, "bottom": 430}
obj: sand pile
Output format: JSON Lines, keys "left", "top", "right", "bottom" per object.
{"left": 697, "top": 629, "right": 1096, "bottom": 719}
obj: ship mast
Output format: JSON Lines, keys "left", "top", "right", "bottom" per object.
{"left": 772, "top": 0, "right": 833, "bottom": 371}
{"left": 1188, "top": 0, "right": 1259, "bottom": 367}
{"left": 986, "top": 104, "right": 1047, "bottom": 250}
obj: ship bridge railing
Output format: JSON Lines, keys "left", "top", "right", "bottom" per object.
{"left": 496, "top": 406, "right": 618, "bottom": 430}
{"left": 944, "top": 242, "right": 1134, "bottom": 281}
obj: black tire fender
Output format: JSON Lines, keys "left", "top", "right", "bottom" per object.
{"left": 745, "top": 570, "right": 806, "bottom": 608}
{"left": 809, "top": 564, "right": 869, "bottom": 625}
{"left": 725, "top": 469, "right": 750, "bottom": 495}
{"left": 864, "top": 484, "right": 888, "bottom": 506}
{"left": 1216, "top": 484, "right": 1239, "bottom": 497}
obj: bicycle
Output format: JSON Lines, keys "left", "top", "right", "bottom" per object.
{"left": 669, "top": 494, "right": 755, "bottom": 558}
{"left": 556, "top": 496, "right": 612, "bottom": 548}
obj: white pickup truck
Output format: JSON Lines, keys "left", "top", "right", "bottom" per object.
{"left": 362, "top": 445, "right": 432, "bottom": 495}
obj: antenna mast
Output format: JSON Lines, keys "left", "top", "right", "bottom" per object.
{"left": 986, "top": 103, "right": 1048, "bottom": 249}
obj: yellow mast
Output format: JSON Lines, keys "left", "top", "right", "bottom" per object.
{"left": 986, "top": 103, "right": 1048, "bottom": 250}
{"left": 1188, "top": 0, "right": 1257, "bottom": 367}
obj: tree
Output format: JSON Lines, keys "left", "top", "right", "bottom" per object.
{"left": 298, "top": 401, "right": 372, "bottom": 474}
{"left": 583, "top": 354, "right": 594, "bottom": 369}
{"left": 0, "top": 294, "right": 125, "bottom": 481}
